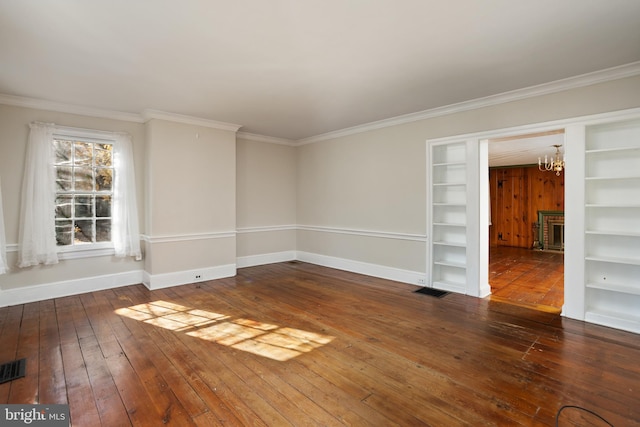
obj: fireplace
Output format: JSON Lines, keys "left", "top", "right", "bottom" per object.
{"left": 547, "top": 220, "right": 564, "bottom": 251}
{"left": 537, "top": 211, "right": 564, "bottom": 251}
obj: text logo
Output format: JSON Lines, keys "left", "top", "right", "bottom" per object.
{"left": 0, "top": 405, "right": 69, "bottom": 426}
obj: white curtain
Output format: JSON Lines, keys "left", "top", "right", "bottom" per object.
{"left": 18, "top": 122, "right": 58, "bottom": 267}
{"left": 18, "top": 123, "right": 142, "bottom": 267}
{"left": 0, "top": 178, "right": 7, "bottom": 274}
{"left": 112, "top": 132, "right": 142, "bottom": 260}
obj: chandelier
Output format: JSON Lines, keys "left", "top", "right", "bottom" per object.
{"left": 538, "top": 144, "right": 565, "bottom": 176}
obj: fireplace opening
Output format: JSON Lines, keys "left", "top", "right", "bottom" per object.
{"left": 537, "top": 210, "right": 564, "bottom": 251}
{"left": 548, "top": 221, "right": 564, "bottom": 251}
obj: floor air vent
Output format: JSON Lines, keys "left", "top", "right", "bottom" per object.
{"left": 414, "top": 287, "right": 450, "bottom": 298}
{"left": 0, "top": 358, "right": 26, "bottom": 384}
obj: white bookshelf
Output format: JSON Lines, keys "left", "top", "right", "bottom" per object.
{"left": 583, "top": 118, "right": 640, "bottom": 333}
{"left": 429, "top": 141, "right": 468, "bottom": 293}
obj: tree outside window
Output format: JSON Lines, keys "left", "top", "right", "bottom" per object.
{"left": 54, "top": 138, "right": 114, "bottom": 247}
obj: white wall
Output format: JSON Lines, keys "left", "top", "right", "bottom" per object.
{"left": 0, "top": 104, "right": 145, "bottom": 299}
{"left": 2, "top": 74, "right": 640, "bottom": 305}
{"left": 143, "top": 119, "right": 238, "bottom": 288}
{"left": 0, "top": 105, "right": 299, "bottom": 302}
{"left": 236, "top": 137, "right": 297, "bottom": 266}
{"left": 296, "top": 75, "right": 640, "bottom": 282}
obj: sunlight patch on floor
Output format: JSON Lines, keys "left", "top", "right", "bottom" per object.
{"left": 115, "top": 300, "right": 334, "bottom": 361}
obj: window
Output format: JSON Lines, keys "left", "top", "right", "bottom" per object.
{"left": 53, "top": 137, "right": 115, "bottom": 249}
{"left": 18, "top": 122, "right": 141, "bottom": 267}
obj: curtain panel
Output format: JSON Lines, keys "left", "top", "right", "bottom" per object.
{"left": 112, "top": 132, "right": 142, "bottom": 260}
{"left": 18, "top": 122, "right": 58, "bottom": 267}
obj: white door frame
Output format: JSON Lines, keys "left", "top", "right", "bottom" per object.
{"left": 426, "top": 106, "right": 640, "bottom": 319}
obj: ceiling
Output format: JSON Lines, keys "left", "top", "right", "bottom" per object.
{"left": 1, "top": 0, "right": 640, "bottom": 142}
{"left": 488, "top": 131, "right": 564, "bottom": 167}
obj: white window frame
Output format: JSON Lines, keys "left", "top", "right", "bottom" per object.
{"left": 53, "top": 127, "right": 119, "bottom": 260}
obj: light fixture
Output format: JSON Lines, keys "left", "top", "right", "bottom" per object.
{"left": 539, "top": 144, "right": 565, "bottom": 176}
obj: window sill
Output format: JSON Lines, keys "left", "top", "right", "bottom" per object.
{"left": 58, "top": 245, "right": 115, "bottom": 260}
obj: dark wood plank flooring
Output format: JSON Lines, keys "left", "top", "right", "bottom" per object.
{"left": 2, "top": 261, "right": 639, "bottom": 426}
{"left": 490, "top": 246, "right": 564, "bottom": 311}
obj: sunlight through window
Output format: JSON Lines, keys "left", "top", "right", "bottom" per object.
{"left": 115, "top": 300, "right": 334, "bottom": 361}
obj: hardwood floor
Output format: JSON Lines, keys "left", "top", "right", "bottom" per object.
{"left": 489, "top": 246, "right": 564, "bottom": 311}
{"left": 2, "top": 261, "right": 639, "bottom": 426}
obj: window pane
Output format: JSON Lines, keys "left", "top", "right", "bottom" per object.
{"left": 55, "top": 195, "right": 73, "bottom": 219}
{"left": 56, "top": 220, "right": 73, "bottom": 246}
{"left": 74, "top": 167, "right": 94, "bottom": 191}
{"left": 95, "top": 168, "right": 113, "bottom": 191}
{"left": 53, "top": 137, "right": 116, "bottom": 249}
{"left": 55, "top": 166, "right": 72, "bottom": 191}
{"left": 54, "top": 140, "right": 72, "bottom": 165}
{"left": 96, "top": 219, "right": 111, "bottom": 242}
{"left": 95, "top": 144, "right": 113, "bottom": 167}
{"left": 74, "top": 195, "right": 94, "bottom": 218}
{"left": 96, "top": 195, "right": 111, "bottom": 217}
{"left": 74, "top": 141, "right": 93, "bottom": 166}
{"left": 74, "top": 220, "right": 94, "bottom": 244}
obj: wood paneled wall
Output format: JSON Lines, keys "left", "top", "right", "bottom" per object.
{"left": 489, "top": 166, "right": 564, "bottom": 248}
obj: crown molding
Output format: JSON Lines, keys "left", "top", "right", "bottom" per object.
{"left": 297, "top": 61, "right": 640, "bottom": 145}
{"left": 142, "top": 109, "right": 242, "bottom": 132}
{"left": 3, "top": 61, "right": 639, "bottom": 144}
{"left": 0, "top": 93, "right": 144, "bottom": 123}
{"left": 236, "top": 131, "right": 296, "bottom": 146}
{"left": 0, "top": 94, "right": 243, "bottom": 132}
{"left": 426, "top": 106, "right": 640, "bottom": 145}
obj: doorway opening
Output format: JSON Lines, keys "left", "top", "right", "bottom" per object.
{"left": 487, "top": 130, "right": 565, "bottom": 312}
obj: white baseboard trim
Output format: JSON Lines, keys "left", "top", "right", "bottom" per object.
{"left": 0, "top": 253, "right": 427, "bottom": 306}
{"left": 585, "top": 311, "right": 640, "bottom": 335}
{"left": 143, "top": 264, "right": 236, "bottom": 290}
{"left": 296, "top": 251, "right": 424, "bottom": 287}
{"left": 0, "top": 270, "right": 144, "bottom": 307}
{"left": 236, "top": 251, "right": 297, "bottom": 268}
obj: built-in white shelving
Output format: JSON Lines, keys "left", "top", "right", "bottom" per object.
{"left": 429, "top": 141, "right": 468, "bottom": 294}
{"left": 433, "top": 241, "right": 466, "bottom": 247}
{"left": 585, "top": 255, "right": 640, "bottom": 265}
{"left": 585, "top": 230, "right": 640, "bottom": 237}
{"left": 433, "top": 260, "right": 466, "bottom": 268}
{"left": 585, "top": 175, "right": 640, "bottom": 180}
{"left": 586, "top": 281, "right": 640, "bottom": 296}
{"left": 583, "top": 118, "right": 640, "bottom": 333}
